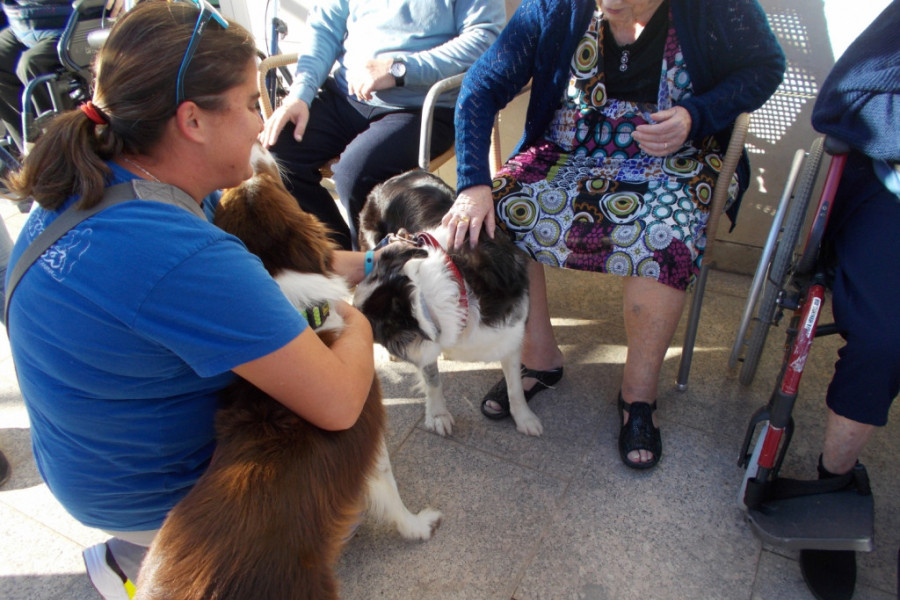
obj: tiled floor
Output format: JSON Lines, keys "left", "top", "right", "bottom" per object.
{"left": 0, "top": 199, "right": 897, "bottom": 599}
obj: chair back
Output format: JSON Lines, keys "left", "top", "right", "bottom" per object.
{"left": 20, "top": 0, "right": 111, "bottom": 151}
{"left": 57, "top": 0, "right": 110, "bottom": 84}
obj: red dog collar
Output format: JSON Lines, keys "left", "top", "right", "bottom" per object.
{"left": 415, "top": 232, "right": 468, "bottom": 328}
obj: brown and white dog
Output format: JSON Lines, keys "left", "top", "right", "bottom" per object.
{"left": 354, "top": 170, "right": 539, "bottom": 437}
{"left": 135, "top": 146, "right": 441, "bottom": 600}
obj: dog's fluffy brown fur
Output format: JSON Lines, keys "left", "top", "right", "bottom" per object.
{"left": 135, "top": 147, "right": 439, "bottom": 600}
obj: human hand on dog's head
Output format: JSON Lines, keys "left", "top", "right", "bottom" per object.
{"left": 442, "top": 184, "right": 495, "bottom": 249}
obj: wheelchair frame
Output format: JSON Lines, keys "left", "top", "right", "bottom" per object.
{"left": 19, "top": 0, "right": 111, "bottom": 154}
{"left": 732, "top": 137, "right": 874, "bottom": 552}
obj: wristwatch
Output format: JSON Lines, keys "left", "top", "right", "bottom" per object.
{"left": 390, "top": 58, "right": 407, "bottom": 87}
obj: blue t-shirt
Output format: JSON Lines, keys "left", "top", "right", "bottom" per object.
{"left": 6, "top": 165, "right": 307, "bottom": 531}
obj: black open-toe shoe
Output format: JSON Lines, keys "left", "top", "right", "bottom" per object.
{"left": 617, "top": 392, "right": 661, "bottom": 470}
{"left": 480, "top": 365, "right": 563, "bottom": 420}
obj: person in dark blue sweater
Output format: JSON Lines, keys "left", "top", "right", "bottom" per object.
{"left": 798, "top": 3, "right": 900, "bottom": 599}
{"left": 442, "top": 0, "right": 784, "bottom": 469}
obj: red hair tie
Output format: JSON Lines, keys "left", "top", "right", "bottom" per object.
{"left": 81, "top": 101, "right": 108, "bottom": 125}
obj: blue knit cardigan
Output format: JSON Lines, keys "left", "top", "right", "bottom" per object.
{"left": 455, "top": 0, "right": 786, "bottom": 222}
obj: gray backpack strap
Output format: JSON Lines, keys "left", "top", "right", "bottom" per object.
{"left": 3, "top": 180, "right": 201, "bottom": 325}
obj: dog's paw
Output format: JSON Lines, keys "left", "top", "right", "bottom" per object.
{"left": 397, "top": 507, "right": 443, "bottom": 541}
{"left": 424, "top": 412, "right": 455, "bottom": 437}
{"left": 514, "top": 414, "right": 543, "bottom": 437}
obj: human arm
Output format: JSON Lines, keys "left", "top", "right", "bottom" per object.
{"left": 344, "top": 0, "right": 505, "bottom": 100}
{"left": 331, "top": 245, "right": 391, "bottom": 285}
{"left": 455, "top": 0, "right": 573, "bottom": 193}
{"left": 233, "top": 300, "right": 374, "bottom": 431}
{"left": 449, "top": 0, "right": 560, "bottom": 248}
{"left": 671, "top": 0, "right": 785, "bottom": 140}
{"left": 138, "top": 234, "right": 373, "bottom": 433}
{"left": 389, "top": 0, "right": 505, "bottom": 87}
{"left": 288, "top": 0, "right": 350, "bottom": 107}
{"left": 259, "top": 0, "right": 346, "bottom": 145}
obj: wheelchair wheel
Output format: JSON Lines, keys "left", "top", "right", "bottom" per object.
{"left": 739, "top": 137, "right": 824, "bottom": 386}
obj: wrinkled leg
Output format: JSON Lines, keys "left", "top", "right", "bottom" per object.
{"left": 821, "top": 410, "right": 874, "bottom": 475}
{"left": 621, "top": 277, "right": 685, "bottom": 465}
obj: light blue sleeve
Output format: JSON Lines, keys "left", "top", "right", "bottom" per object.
{"left": 289, "top": 0, "right": 350, "bottom": 106}
{"left": 401, "top": 0, "right": 506, "bottom": 86}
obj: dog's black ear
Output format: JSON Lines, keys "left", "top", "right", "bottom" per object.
{"left": 357, "top": 265, "right": 431, "bottom": 349}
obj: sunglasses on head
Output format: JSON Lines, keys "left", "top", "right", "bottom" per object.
{"left": 175, "top": 0, "right": 229, "bottom": 106}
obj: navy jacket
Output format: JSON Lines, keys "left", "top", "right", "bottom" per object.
{"left": 455, "top": 0, "right": 786, "bottom": 223}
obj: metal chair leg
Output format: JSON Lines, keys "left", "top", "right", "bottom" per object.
{"left": 676, "top": 262, "right": 709, "bottom": 391}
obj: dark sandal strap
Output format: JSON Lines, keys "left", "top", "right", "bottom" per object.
{"left": 482, "top": 365, "right": 564, "bottom": 420}
{"left": 520, "top": 365, "right": 563, "bottom": 385}
{"left": 620, "top": 402, "right": 660, "bottom": 450}
{"left": 618, "top": 396, "right": 661, "bottom": 468}
{"left": 481, "top": 378, "right": 511, "bottom": 419}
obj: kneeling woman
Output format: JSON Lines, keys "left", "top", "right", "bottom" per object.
{"left": 5, "top": 0, "right": 379, "bottom": 593}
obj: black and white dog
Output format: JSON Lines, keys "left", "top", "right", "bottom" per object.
{"left": 354, "top": 170, "right": 540, "bottom": 436}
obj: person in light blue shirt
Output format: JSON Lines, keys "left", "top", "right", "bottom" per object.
{"left": 261, "top": 0, "right": 505, "bottom": 250}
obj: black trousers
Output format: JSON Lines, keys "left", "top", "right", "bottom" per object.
{"left": 0, "top": 28, "right": 62, "bottom": 148}
{"left": 269, "top": 78, "right": 454, "bottom": 250}
{"left": 823, "top": 151, "right": 900, "bottom": 426}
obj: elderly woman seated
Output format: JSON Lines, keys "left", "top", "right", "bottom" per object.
{"left": 442, "top": 0, "right": 785, "bottom": 469}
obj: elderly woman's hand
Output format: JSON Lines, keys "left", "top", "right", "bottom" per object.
{"left": 633, "top": 106, "right": 692, "bottom": 157}
{"left": 442, "top": 184, "right": 495, "bottom": 249}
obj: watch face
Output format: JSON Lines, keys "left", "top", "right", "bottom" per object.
{"left": 390, "top": 61, "right": 407, "bottom": 78}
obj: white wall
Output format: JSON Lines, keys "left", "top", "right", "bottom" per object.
{"left": 219, "top": 0, "right": 312, "bottom": 55}
{"left": 824, "top": 0, "right": 890, "bottom": 59}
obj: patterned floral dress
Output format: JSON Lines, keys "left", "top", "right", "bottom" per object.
{"left": 492, "top": 9, "right": 738, "bottom": 291}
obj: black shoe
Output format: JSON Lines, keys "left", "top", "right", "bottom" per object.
{"left": 480, "top": 365, "right": 563, "bottom": 420}
{"left": 617, "top": 392, "right": 661, "bottom": 470}
{"left": 797, "top": 455, "right": 860, "bottom": 600}
{"left": 800, "top": 549, "right": 856, "bottom": 600}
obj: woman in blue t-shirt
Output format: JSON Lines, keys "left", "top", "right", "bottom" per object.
{"left": 4, "top": 2, "right": 380, "bottom": 597}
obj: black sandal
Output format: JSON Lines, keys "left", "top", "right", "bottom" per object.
{"left": 480, "top": 365, "right": 563, "bottom": 420}
{"left": 617, "top": 393, "right": 662, "bottom": 470}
